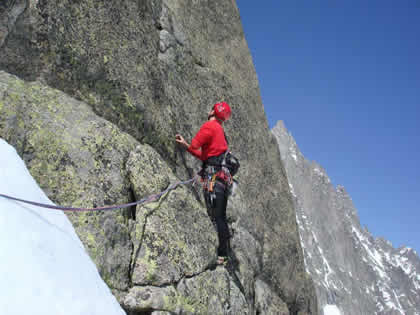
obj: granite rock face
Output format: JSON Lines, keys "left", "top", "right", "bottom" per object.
{"left": 273, "top": 121, "right": 420, "bottom": 315}
{"left": 0, "top": 71, "right": 138, "bottom": 291}
{"left": 1, "top": 0, "right": 318, "bottom": 313}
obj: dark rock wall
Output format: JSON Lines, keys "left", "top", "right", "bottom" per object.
{"left": 1, "top": 1, "right": 317, "bottom": 314}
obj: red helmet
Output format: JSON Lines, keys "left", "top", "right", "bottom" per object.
{"left": 213, "top": 102, "right": 232, "bottom": 121}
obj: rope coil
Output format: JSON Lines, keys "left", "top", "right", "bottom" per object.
{"left": 0, "top": 176, "right": 197, "bottom": 212}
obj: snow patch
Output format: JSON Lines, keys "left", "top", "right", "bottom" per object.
{"left": 313, "top": 167, "right": 323, "bottom": 176}
{"left": 295, "top": 211, "right": 308, "bottom": 269}
{"left": 289, "top": 183, "right": 297, "bottom": 198}
{"left": 400, "top": 247, "right": 412, "bottom": 255}
{"left": 385, "top": 247, "right": 420, "bottom": 291}
{"left": 381, "top": 288, "right": 404, "bottom": 314}
{"left": 0, "top": 139, "right": 125, "bottom": 315}
{"left": 352, "top": 227, "right": 388, "bottom": 279}
{"left": 312, "top": 231, "right": 319, "bottom": 243}
{"left": 313, "top": 167, "right": 331, "bottom": 183}
{"left": 413, "top": 276, "right": 420, "bottom": 290}
{"left": 289, "top": 146, "right": 298, "bottom": 162}
{"left": 323, "top": 304, "right": 342, "bottom": 315}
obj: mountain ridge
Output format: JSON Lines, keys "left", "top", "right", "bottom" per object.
{"left": 273, "top": 120, "right": 420, "bottom": 315}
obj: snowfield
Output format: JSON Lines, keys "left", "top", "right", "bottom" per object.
{"left": 0, "top": 139, "right": 125, "bottom": 315}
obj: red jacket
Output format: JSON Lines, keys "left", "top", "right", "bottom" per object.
{"left": 187, "top": 120, "right": 228, "bottom": 161}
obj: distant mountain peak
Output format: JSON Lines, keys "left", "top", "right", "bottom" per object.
{"left": 273, "top": 120, "right": 420, "bottom": 315}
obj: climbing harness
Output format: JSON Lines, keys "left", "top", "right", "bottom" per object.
{"left": 0, "top": 176, "right": 197, "bottom": 212}
{"left": 201, "top": 151, "right": 239, "bottom": 189}
{"left": 199, "top": 150, "right": 238, "bottom": 209}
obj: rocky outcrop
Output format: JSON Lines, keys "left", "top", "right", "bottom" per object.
{"left": 0, "top": 0, "right": 317, "bottom": 313}
{"left": 0, "top": 71, "right": 138, "bottom": 292}
{"left": 273, "top": 120, "right": 420, "bottom": 315}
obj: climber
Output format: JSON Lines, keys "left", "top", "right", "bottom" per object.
{"left": 176, "top": 102, "right": 233, "bottom": 265}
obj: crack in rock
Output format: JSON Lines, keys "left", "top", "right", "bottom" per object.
{"left": 0, "top": 0, "right": 28, "bottom": 47}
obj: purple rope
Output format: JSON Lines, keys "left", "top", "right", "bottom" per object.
{"left": 0, "top": 177, "right": 196, "bottom": 212}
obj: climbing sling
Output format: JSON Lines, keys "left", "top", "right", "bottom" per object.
{"left": 0, "top": 176, "right": 197, "bottom": 212}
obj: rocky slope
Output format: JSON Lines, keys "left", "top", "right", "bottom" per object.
{"left": 0, "top": 1, "right": 317, "bottom": 314}
{"left": 273, "top": 121, "right": 420, "bottom": 315}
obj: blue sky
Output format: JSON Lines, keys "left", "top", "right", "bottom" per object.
{"left": 236, "top": 2, "right": 420, "bottom": 253}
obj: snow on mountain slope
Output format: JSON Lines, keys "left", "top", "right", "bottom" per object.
{"left": 273, "top": 121, "right": 420, "bottom": 315}
{"left": 324, "top": 305, "right": 342, "bottom": 315}
{"left": 0, "top": 139, "right": 125, "bottom": 315}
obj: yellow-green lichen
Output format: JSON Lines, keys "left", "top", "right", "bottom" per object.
{"left": 140, "top": 246, "right": 159, "bottom": 283}
{"left": 163, "top": 292, "right": 205, "bottom": 315}
{"left": 1, "top": 65, "right": 139, "bottom": 295}
{"left": 85, "top": 232, "right": 98, "bottom": 260}
{"left": 123, "top": 92, "right": 135, "bottom": 110}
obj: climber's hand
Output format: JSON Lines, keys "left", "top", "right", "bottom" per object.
{"left": 175, "top": 134, "right": 188, "bottom": 148}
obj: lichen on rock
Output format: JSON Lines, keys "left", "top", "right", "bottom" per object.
{"left": 0, "top": 0, "right": 319, "bottom": 313}
{"left": 0, "top": 71, "right": 138, "bottom": 291}
{"left": 127, "top": 144, "right": 217, "bottom": 285}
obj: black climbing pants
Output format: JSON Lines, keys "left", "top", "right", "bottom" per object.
{"left": 204, "top": 181, "right": 230, "bottom": 257}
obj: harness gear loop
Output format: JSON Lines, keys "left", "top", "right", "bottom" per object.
{"left": 209, "top": 173, "right": 217, "bottom": 192}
